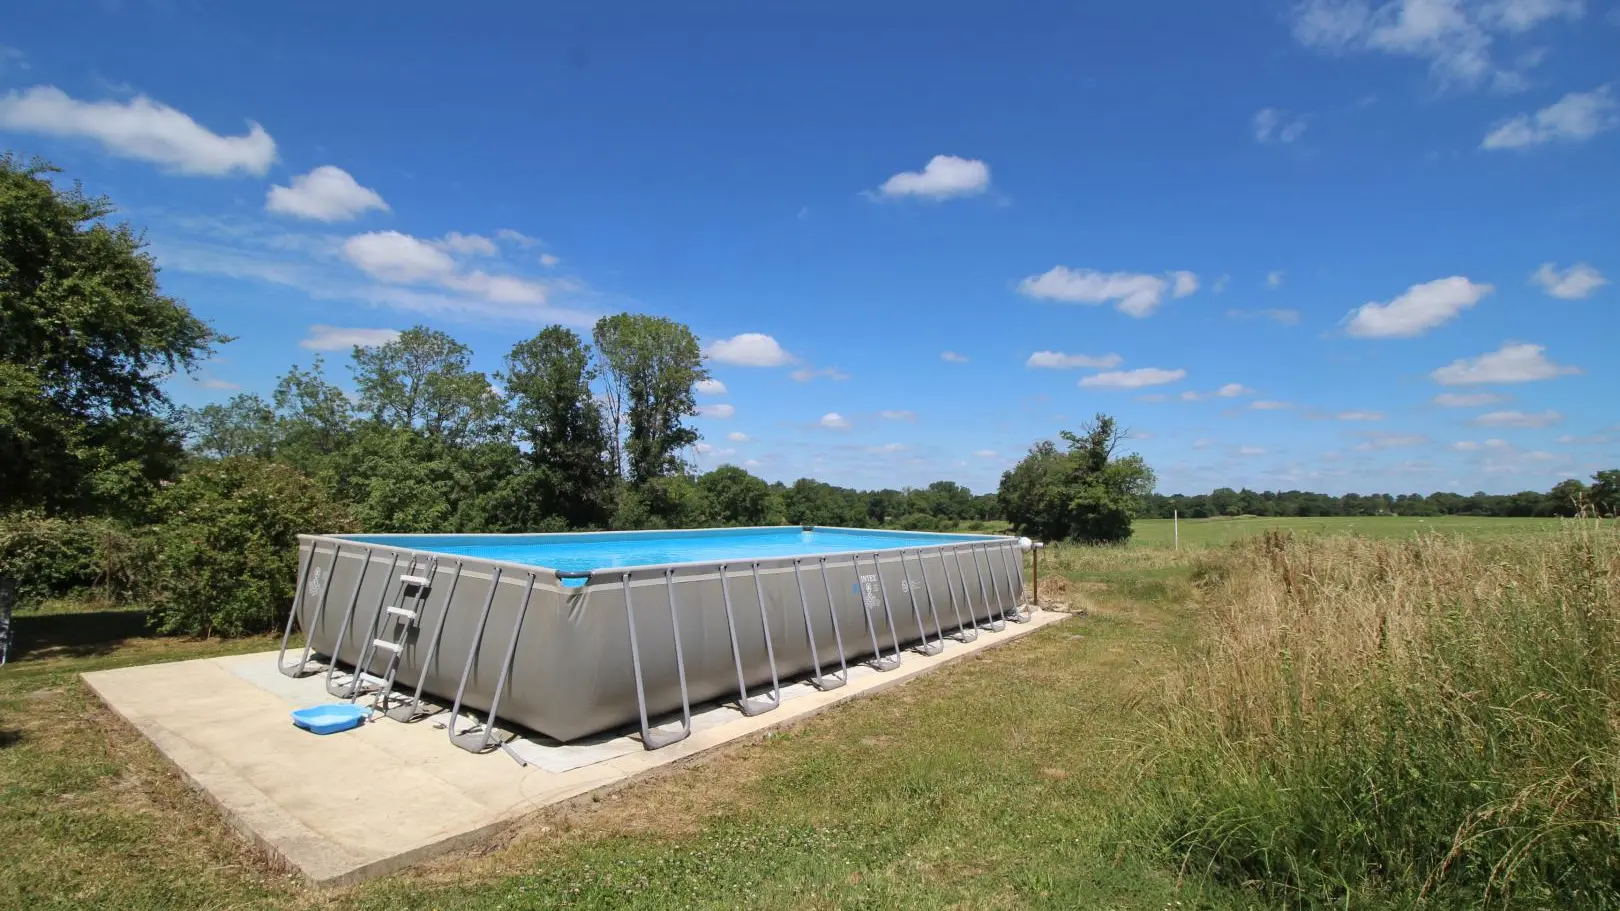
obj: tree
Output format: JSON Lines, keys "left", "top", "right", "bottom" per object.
{"left": 271, "top": 357, "right": 354, "bottom": 476}
{"left": 351, "top": 326, "right": 501, "bottom": 447}
{"left": 698, "top": 465, "right": 779, "bottom": 526}
{"left": 151, "top": 458, "right": 357, "bottom": 637}
{"left": 501, "top": 326, "right": 615, "bottom": 528}
{"left": 0, "top": 154, "right": 220, "bottom": 517}
{"left": 1591, "top": 470, "right": 1620, "bottom": 517}
{"left": 184, "top": 393, "right": 277, "bottom": 459}
{"left": 591, "top": 313, "right": 707, "bottom": 485}
{"left": 998, "top": 414, "right": 1155, "bottom": 544}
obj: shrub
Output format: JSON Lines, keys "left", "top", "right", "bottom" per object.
{"left": 150, "top": 458, "right": 357, "bottom": 637}
{"left": 0, "top": 511, "right": 153, "bottom": 607}
{"left": 1140, "top": 527, "right": 1620, "bottom": 908}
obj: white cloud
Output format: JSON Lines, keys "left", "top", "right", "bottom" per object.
{"left": 265, "top": 166, "right": 388, "bottom": 221}
{"left": 1217, "top": 383, "right": 1252, "bottom": 397}
{"left": 697, "top": 403, "right": 736, "bottom": 419}
{"left": 705, "top": 333, "right": 794, "bottom": 367}
{"left": 695, "top": 379, "right": 728, "bottom": 396}
{"left": 1453, "top": 437, "right": 1515, "bottom": 451}
{"left": 0, "top": 85, "right": 276, "bottom": 176}
{"left": 495, "top": 228, "right": 541, "bottom": 248}
{"left": 879, "top": 410, "right": 917, "bottom": 421}
{"left": 1344, "top": 276, "right": 1493, "bottom": 338}
{"left": 790, "top": 366, "right": 851, "bottom": 382}
{"left": 1532, "top": 262, "right": 1607, "bottom": 299}
{"left": 1078, "top": 367, "right": 1187, "bottom": 389}
{"left": 1337, "top": 410, "right": 1385, "bottom": 421}
{"left": 1290, "top": 0, "right": 1584, "bottom": 90}
{"left": 343, "top": 230, "right": 457, "bottom": 282}
{"left": 1433, "top": 392, "right": 1507, "bottom": 406}
{"left": 940, "top": 351, "right": 970, "bottom": 363}
{"left": 1431, "top": 342, "right": 1580, "bottom": 384}
{"left": 436, "top": 232, "right": 499, "bottom": 256}
{"left": 1026, "top": 351, "right": 1124, "bottom": 369}
{"left": 875, "top": 154, "right": 991, "bottom": 200}
{"left": 0, "top": 46, "right": 28, "bottom": 73}
{"left": 973, "top": 449, "right": 999, "bottom": 459}
{"left": 1018, "top": 266, "right": 1198, "bottom": 318}
{"left": 539, "top": 253, "right": 561, "bottom": 267}
{"left": 341, "top": 230, "right": 552, "bottom": 308}
{"left": 867, "top": 443, "right": 907, "bottom": 454}
{"left": 1267, "top": 270, "right": 1285, "bottom": 289}
{"left": 1193, "top": 438, "right": 1214, "bottom": 449}
{"left": 195, "top": 377, "right": 240, "bottom": 391}
{"left": 726, "top": 431, "right": 750, "bottom": 442}
{"left": 1470, "top": 409, "right": 1562, "bottom": 427}
{"left": 819, "top": 412, "right": 851, "bottom": 429}
{"left": 299, "top": 324, "right": 401, "bottom": 351}
{"left": 1254, "top": 109, "right": 1308, "bottom": 143}
{"left": 1227, "top": 307, "right": 1303, "bottom": 325}
{"left": 1237, "top": 446, "right": 1268, "bottom": 456}
{"left": 1251, "top": 400, "right": 1292, "bottom": 410}
{"left": 1355, "top": 431, "right": 1430, "bottom": 450}
{"left": 1483, "top": 86, "right": 1618, "bottom": 149}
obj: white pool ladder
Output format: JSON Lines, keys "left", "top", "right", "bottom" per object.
{"left": 361, "top": 559, "right": 438, "bottom": 715}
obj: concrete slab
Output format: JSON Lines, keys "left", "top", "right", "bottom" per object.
{"left": 82, "top": 609, "right": 1066, "bottom": 887}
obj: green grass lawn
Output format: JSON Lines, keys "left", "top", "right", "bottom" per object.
{"left": 1129, "top": 514, "right": 1565, "bottom": 548}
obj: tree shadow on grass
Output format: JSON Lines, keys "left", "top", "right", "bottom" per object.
{"left": 9, "top": 608, "right": 152, "bottom": 663}
{"left": 0, "top": 729, "right": 22, "bottom": 749}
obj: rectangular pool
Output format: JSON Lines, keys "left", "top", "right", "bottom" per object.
{"left": 279, "top": 526, "right": 1029, "bottom": 752}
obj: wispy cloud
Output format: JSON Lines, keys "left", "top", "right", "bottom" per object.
{"left": 1019, "top": 267, "right": 1199, "bottom": 318}
{"left": 873, "top": 154, "right": 991, "bottom": 200}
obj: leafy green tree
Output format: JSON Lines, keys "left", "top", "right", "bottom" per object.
{"left": 698, "top": 465, "right": 779, "bottom": 526}
{"left": 998, "top": 414, "right": 1155, "bottom": 544}
{"left": 184, "top": 393, "right": 277, "bottom": 459}
{"left": 271, "top": 357, "right": 354, "bottom": 476}
{"left": 352, "top": 326, "right": 501, "bottom": 447}
{"left": 1591, "top": 470, "right": 1620, "bottom": 517}
{"left": 0, "top": 154, "right": 220, "bottom": 518}
{"left": 591, "top": 313, "right": 706, "bottom": 485}
{"left": 151, "top": 458, "right": 357, "bottom": 637}
{"left": 613, "top": 474, "right": 712, "bottom": 529}
{"left": 501, "top": 326, "right": 614, "bottom": 528}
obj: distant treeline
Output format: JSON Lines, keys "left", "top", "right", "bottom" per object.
{"left": 1141, "top": 473, "right": 1618, "bottom": 520}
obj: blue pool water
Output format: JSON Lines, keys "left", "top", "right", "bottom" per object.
{"left": 341, "top": 526, "right": 1001, "bottom": 576}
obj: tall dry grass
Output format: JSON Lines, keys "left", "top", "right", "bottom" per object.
{"left": 1139, "top": 525, "right": 1620, "bottom": 908}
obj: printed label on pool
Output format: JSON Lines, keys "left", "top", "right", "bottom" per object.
{"left": 856, "top": 574, "right": 881, "bottom": 610}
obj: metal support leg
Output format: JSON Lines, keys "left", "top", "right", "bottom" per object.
{"left": 625, "top": 570, "right": 692, "bottom": 749}
{"left": 950, "top": 545, "right": 991, "bottom": 633}
{"left": 794, "top": 559, "right": 846, "bottom": 690}
{"left": 720, "top": 563, "right": 780, "bottom": 716}
{"left": 816, "top": 557, "right": 852, "bottom": 681}
{"left": 980, "top": 543, "right": 1015, "bottom": 629}
{"left": 900, "top": 550, "right": 944, "bottom": 656}
{"left": 385, "top": 560, "right": 463, "bottom": 722}
{"left": 912, "top": 550, "right": 950, "bottom": 647}
{"left": 971, "top": 543, "right": 1007, "bottom": 631}
{"left": 449, "top": 567, "right": 504, "bottom": 753}
{"left": 856, "top": 554, "right": 902, "bottom": 671}
{"left": 325, "top": 550, "right": 388, "bottom": 697}
{"left": 450, "top": 572, "right": 534, "bottom": 762}
{"left": 279, "top": 543, "right": 330, "bottom": 677}
{"left": 998, "top": 542, "right": 1031, "bottom": 623}
{"left": 938, "top": 547, "right": 977, "bottom": 642}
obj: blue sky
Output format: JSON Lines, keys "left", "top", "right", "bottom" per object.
{"left": 2, "top": 1, "right": 1616, "bottom": 496}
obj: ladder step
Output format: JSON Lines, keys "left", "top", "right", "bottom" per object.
{"left": 372, "top": 639, "right": 401, "bottom": 654}
{"left": 354, "top": 672, "right": 387, "bottom": 687}
{"left": 385, "top": 606, "right": 418, "bottom": 621}
{"left": 399, "top": 574, "right": 430, "bottom": 587}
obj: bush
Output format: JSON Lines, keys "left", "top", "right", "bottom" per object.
{"left": 1141, "top": 528, "right": 1620, "bottom": 908}
{"left": 0, "top": 511, "right": 153, "bottom": 607}
{"left": 150, "top": 458, "right": 357, "bottom": 637}
{"left": 890, "top": 512, "right": 943, "bottom": 532}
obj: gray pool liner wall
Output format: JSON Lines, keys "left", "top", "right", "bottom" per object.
{"left": 277, "top": 527, "right": 1029, "bottom": 753}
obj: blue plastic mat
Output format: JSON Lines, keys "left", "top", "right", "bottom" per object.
{"left": 291, "top": 703, "right": 371, "bottom": 735}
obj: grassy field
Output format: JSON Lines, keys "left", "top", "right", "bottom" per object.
{"left": 1, "top": 518, "right": 1613, "bottom": 909}
{"left": 1130, "top": 514, "right": 1565, "bottom": 548}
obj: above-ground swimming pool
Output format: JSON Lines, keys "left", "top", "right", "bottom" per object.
{"left": 278, "top": 526, "right": 1030, "bottom": 753}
